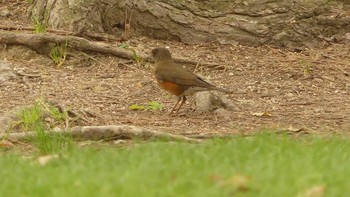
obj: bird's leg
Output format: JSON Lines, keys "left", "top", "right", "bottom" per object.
{"left": 175, "top": 96, "right": 186, "bottom": 114}
{"left": 170, "top": 96, "right": 182, "bottom": 114}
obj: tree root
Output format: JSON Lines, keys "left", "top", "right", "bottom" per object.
{"left": 0, "top": 31, "right": 134, "bottom": 59}
{"left": 0, "top": 31, "right": 223, "bottom": 69}
{"left": 0, "top": 125, "right": 202, "bottom": 143}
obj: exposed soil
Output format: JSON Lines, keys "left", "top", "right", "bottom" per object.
{"left": 1, "top": 0, "right": 350, "bottom": 136}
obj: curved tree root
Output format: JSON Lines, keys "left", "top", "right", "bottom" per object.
{"left": 0, "top": 31, "right": 222, "bottom": 69}
{"left": 0, "top": 125, "right": 202, "bottom": 143}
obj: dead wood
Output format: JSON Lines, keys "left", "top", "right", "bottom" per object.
{"left": 0, "top": 125, "right": 201, "bottom": 143}
{"left": 0, "top": 31, "right": 223, "bottom": 69}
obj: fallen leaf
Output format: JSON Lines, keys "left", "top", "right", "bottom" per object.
{"left": 37, "top": 154, "right": 59, "bottom": 166}
{"left": 79, "top": 141, "right": 96, "bottom": 146}
{"left": 114, "top": 140, "right": 127, "bottom": 145}
{"left": 286, "top": 127, "right": 305, "bottom": 132}
{"left": 129, "top": 101, "right": 163, "bottom": 110}
{"left": 147, "top": 101, "right": 163, "bottom": 110}
{"left": 297, "top": 185, "right": 326, "bottom": 197}
{"left": 0, "top": 140, "right": 15, "bottom": 148}
{"left": 129, "top": 104, "right": 145, "bottom": 110}
{"left": 225, "top": 174, "right": 251, "bottom": 191}
{"left": 209, "top": 174, "right": 224, "bottom": 182}
{"left": 276, "top": 127, "right": 309, "bottom": 134}
{"left": 210, "top": 174, "right": 251, "bottom": 192}
{"left": 251, "top": 111, "right": 272, "bottom": 117}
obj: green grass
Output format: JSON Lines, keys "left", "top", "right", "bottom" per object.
{"left": 1, "top": 134, "right": 350, "bottom": 196}
{"left": 32, "top": 16, "right": 47, "bottom": 33}
{"left": 18, "top": 102, "right": 43, "bottom": 132}
{"left": 130, "top": 48, "right": 143, "bottom": 66}
{"left": 15, "top": 101, "right": 73, "bottom": 154}
{"left": 49, "top": 41, "right": 68, "bottom": 67}
{"left": 32, "top": 5, "right": 50, "bottom": 34}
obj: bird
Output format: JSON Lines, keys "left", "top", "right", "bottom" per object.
{"left": 151, "top": 47, "right": 232, "bottom": 114}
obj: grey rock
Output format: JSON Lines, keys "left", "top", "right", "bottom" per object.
{"left": 195, "top": 91, "right": 235, "bottom": 112}
{"left": 0, "top": 61, "right": 17, "bottom": 83}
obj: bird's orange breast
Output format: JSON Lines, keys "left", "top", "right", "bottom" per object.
{"left": 156, "top": 79, "right": 185, "bottom": 96}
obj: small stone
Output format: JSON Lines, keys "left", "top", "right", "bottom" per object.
{"left": 114, "top": 140, "right": 127, "bottom": 145}
{"left": 0, "top": 61, "right": 17, "bottom": 83}
{"left": 0, "top": 9, "right": 10, "bottom": 17}
{"left": 195, "top": 91, "right": 235, "bottom": 112}
{"left": 313, "top": 78, "right": 323, "bottom": 83}
{"left": 286, "top": 92, "right": 294, "bottom": 97}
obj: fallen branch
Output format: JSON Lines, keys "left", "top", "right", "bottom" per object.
{"left": 1, "top": 125, "right": 201, "bottom": 143}
{"left": 0, "top": 31, "right": 223, "bottom": 69}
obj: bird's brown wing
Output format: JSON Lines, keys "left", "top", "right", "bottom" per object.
{"left": 155, "top": 62, "right": 214, "bottom": 88}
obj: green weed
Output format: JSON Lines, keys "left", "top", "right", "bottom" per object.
{"left": 32, "top": 15, "right": 48, "bottom": 33}
{"left": 33, "top": 128, "right": 74, "bottom": 154}
{"left": 32, "top": 4, "right": 51, "bottom": 33}
{"left": 17, "top": 101, "right": 74, "bottom": 153}
{"left": 301, "top": 60, "right": 313, "bottom": 76}
{"left": 130, "top": 48, "right": 143, "bottom": 65}
{"left": 119, "top": 43, "right": 129, "bottom": 48}
{"left": 18, "top": 102, "right": 43, "bottom": 132}
{"left": 49, "top": 41, "right": 68, "bottom": 67}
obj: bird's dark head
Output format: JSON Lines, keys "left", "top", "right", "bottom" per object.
{"left": 151, "top": 48, "right": 172, "bottom": 62}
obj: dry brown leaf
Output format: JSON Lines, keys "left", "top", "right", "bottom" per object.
{"left": 0, "top": 140, "right": 15, "bottom": 148}
{"left": 210, "top": 174, "right": 251, "bottom": 192}
{"left": 277, "top": 127, "right": 309, "bottom": 134}
{"left": 37, "top": 154, "right": 59, "bottom": 166}
{"left": 226, "top": 174, "right": 251, "bottom": 191}
{"left": 251, "top": 111, "right": 272, "bottom": 117}
{"left": 286, "top": 127, "right": 305, "bottom": 132}
{"left": 297, "top": 185, "right": 326, "bottom": 197}
{"left": 209, "top": 174, "right": 224, "bottom": 183}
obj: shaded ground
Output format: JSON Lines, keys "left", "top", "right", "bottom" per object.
{"left": 1, "top": 0, "right": 350, "bottom": 135}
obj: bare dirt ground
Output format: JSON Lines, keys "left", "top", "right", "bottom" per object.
{"left": 1, "top": 0, "right": 350, "bottom": 136}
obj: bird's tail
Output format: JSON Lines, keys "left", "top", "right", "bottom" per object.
{"left": 211, "top": 86, "right": 233, "bottom": 94}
